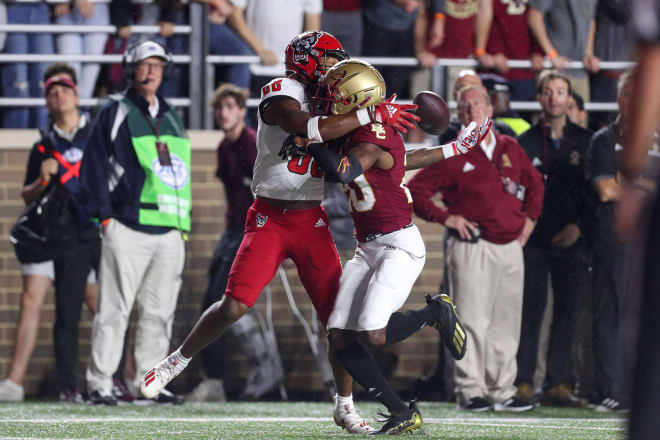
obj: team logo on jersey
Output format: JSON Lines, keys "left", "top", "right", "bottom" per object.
{"left": 292, "top": 32, "right": 320, "bottom": 64}
{"left": 371, "top": 124, "right": 386, "bottom": 139}
{"left": 256, "top": 213, "right": 268, "bottom": 227}
{"left": 63, "top": 147, "right": 84, "bottom": 164}
{"left": 501, "top": 153, "right": 512, "bottom": 168}
{"left": 569, "top": 151, "right": 581, "bottom": 166}
{"left": 151, "top": 154, "right": 189, "bottom": 190}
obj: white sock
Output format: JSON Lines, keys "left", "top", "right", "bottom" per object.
{"left": 336, "top": 393, "right": 354, "bottom": 408}
{"left": 171, "top": 348, "right": 191, "bottom": 369}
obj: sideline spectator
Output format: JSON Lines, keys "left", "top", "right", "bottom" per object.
{"left": 1, "top": 1, "right": 54, "bottom": 128}
{"left": 409, "top": 85, "right": 543, "bottom": 412}
{"left": 322, "top": 0, "right": 362, "bottom": 56}
{"left": 361, "top": 0, "right": 421, "bottom": 98}
{"left": 54, "top": 0, "right": 110, "bottom": 99}
{"left": 584, "top": 69, "right": 634, "bottom": 412}
{"left": 527, "top": 0, "right": 599, "bottom": 101}
{"left": 6, "top": 63, "right": 100, "bottom": 401}
{"left": 567, "top": 90, "right": 588, "bottom": 128}
{"left": 481, "top": 73, "right": 531, "bottom": 136}
{"left": 516, "top": 70, "right": 593, "bottom": 407}
{"left": 474, "top": 0, "right": 544, "bottom": 102}
{"left": 81, "top": 41, "right": 190, "bottom": 405}
{"left": 0, "top": 264, "right": 97, "bottom": 402}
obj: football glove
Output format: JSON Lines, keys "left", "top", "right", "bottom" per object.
{"left": 278, "top": 134, "right": 308, "bottom": 161}
{"left": 453, "top": 117, "right": 493, "bottom": 154}
{"left": 367, "top": 94, "right": 420, "bottom": 134}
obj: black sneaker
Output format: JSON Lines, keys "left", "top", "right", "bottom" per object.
{"left": 59, "top": 389, "right": 84, "bottom": 403}
{"left": 494, "top": 396, "right": 535, "bottom": 412}
{"left": 458, "top": 397, "right": 493, "bottom": 412}
{"left": 88, "top": 390, "right": 118, "bottom": 406}
{"left": 154, "top": 388, "right": 184, "bottom": 405}
{"left": 594, "top": 397, "right": 630, "bottom": 413}
{"left": 425, "top": 294, "right": 467, "bottom": 360}
{"left": 371, "top": 399, "right": 423, "bottom": 436}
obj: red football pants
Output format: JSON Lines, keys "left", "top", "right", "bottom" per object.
{"left": 225, "top": 198, "right": 342, "bottom": 325}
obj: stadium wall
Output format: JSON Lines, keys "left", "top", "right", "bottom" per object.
{"left": 0, "top": 130, "right": 445, "bottom": 399}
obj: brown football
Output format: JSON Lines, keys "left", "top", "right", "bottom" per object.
{"left": 413, "top": 91, "right": 450, "bottom": 135}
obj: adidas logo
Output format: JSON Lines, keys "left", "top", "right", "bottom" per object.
{"left": 386, "top": 104, "right": 397, "bottom": 118}
{"left": 315, "top": 218, "right": 326, "bottom": 228}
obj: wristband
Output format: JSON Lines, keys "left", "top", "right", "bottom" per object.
{"left": 434, "top": 12, "right": 446, "bottom": 20}
{"left": 39, "top": 177, "right": 49, "bottom": 187}
{"left": 441, "top": 143, "right": 459, "bottom": 159}
{"left": 356, "top": 108, "right": 372, "bottom": 126}
{"left": 101, "top": 219, "right": 111, "bottom": 227}
{"left": 474, "top": 48, "right": 486, "bottom": 57}
{"left": 547, "top": 49, "right": 558, "bottom": 60}
{"left": 306, "top": 116, "right": 323, "bottom": 143}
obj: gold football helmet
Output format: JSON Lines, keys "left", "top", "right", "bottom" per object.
{"left": 321, "top": 59, "right": 386, "bottom": 115}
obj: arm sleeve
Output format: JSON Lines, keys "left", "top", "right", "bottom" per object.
{"left": 24, "top": 143, "right": 45, "bottom": 186}
{"left": 516, "top": 143, "right": 545, "bottom": 220}
{"left": 79, "top": 105, "right": 115, "bottom": 221}
{"left": 307, "top": 143, "right": 364, "bottom": 184}
{"left": 408, "top": 163, "right": 452, "bottom": 224}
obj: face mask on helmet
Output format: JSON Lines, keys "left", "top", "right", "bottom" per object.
{"left": 285, "top": 31, "right": 349, "bottom": 85}
{"left": 314, "top": 59, "right": 386, "bottom": 116}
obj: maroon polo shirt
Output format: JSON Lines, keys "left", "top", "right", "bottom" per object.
{"left": 215, "top": 126, "right": 258, "bottom": 227}
{"left": 408, "top": 133, "right": 544, "bottom": 244}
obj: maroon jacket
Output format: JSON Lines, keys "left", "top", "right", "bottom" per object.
{"left": 408, "top": 133, "right": 544, "bottom": 244}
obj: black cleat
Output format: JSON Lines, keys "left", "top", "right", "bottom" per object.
{"left": 426, "top": 294, "right": 467, "bottom": 360}
{"left": 371, "top": 399, "right": 423, "bottom": 436}
{"left": 88, "top": 390, "right": 118, "bottom": 406}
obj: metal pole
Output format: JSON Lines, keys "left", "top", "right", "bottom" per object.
{"left": 188, "top": 1, "right": 206, "bottom": 129}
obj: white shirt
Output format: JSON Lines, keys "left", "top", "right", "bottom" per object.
{"left": 231, "top": 0, "right": 322, "bottom": 76}
{"left": 148, "top": 97, "right": 159, "bottom": 119}
{"left": 53, "top": 114, "right": 87, "bottom": 142}
{"left": 480, "top": 133, "right": 496, "bottom": 161}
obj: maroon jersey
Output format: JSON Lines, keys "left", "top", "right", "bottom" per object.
{"left": 333, "top": 123, "right": 413, "bottom": 243}
{"left": 485, "top": 0, "right": 537, "bottom": 80}
{"left": 430, "top": 0, "right": 479, "bottom": 58}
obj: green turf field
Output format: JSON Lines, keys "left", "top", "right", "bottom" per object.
{"left": 0, "top": 401, "right": 626, "bottom": 439}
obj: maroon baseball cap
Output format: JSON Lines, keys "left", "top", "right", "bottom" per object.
{"left": 44, "top": 74, "right": 78, "bottom": 96}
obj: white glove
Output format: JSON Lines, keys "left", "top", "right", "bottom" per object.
{"left": 442, "top": 117, "right": 493, "bottom": 159}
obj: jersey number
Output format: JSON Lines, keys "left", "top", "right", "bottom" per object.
{"left": 262, "top": 79, "right": 282, "bottom": 96}
{"left": 287, "top": 153, "right": 324, "bottom": 178}
{"left": 345, "top": 175, "right": 376, "bottom": 212}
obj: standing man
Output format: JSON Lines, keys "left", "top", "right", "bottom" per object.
{"left": 584, "top": 69, "right": 634, "bottom": 412}
{"left": 516, "top": 70, "right": 593, "bottom": 407}
{"left": 6, "top": 63, "right": 101, "bottom": 402}
{"left": 139, "top": 31, "right": 419, "bottom": 433}
{"left": 80, "top": 40, "right": 190, "bottom": 405}
{"left": 409, "top": 85, "right": 544, "bottom": 412}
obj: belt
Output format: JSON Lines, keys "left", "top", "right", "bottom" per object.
{"left": 364, "top": 223, "right": 414, "bottom": 242}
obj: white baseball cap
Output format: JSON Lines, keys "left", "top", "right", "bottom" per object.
{"left": 130, "top": 41, "right": 169, "bottom": 63}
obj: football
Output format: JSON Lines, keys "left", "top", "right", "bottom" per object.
{"left": 413, "top": 91, "right": 450, "bottom": 135}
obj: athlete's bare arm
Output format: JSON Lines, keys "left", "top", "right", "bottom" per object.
{"left": 348, "top": 142, "right": 394, "bottom": 172}
{"left": 404, "top": 147, "right": 448, "bottom": 171}
{"left": 262, "top": 97, "right": 366, "bottom": 141}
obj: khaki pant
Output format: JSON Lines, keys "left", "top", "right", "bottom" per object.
{"left": 447, "top": 237, "right": 524, "bottom": 404}
{"left": 86, "top": 220, "right": 185, "bottom": 393}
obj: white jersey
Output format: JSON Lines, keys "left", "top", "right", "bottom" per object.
{"left": 252, "top": 77, "right": 325, "bottom": 201}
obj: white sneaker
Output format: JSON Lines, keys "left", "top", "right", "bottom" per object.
{"left": 186, "top": 379, "right": 227, "bottom": 402}
{"left": 0, "top": 379, "right": 24, "bottom": 402}
{"left": 140, "top": 353, "right": 188, "bottom": 399}
{"left": 334, "top": 402, "right": 374, "bottom": 434}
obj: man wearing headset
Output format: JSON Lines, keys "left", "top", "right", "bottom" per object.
{"left": 80, "top": 40, "right": 190, "bottom": 405}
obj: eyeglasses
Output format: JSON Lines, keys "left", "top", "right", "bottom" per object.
{"left": 138, "top": 61, "right": 165, "bottom": 71}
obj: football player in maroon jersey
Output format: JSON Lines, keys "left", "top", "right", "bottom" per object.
{"left": 140, "top": 31, "right": 420, "bottom": 434}
{"left": 284, "top": 59, "right": 492, "bottom": 435}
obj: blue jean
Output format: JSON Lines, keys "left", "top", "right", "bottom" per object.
{"left": 209, "top": 22, "right": 253, "bottom": 89}
{"left": 55, "top": 3, "right": 109, "bottom": 99}
{"left": 2, "top": 4, "right": 54, "bottom": 129}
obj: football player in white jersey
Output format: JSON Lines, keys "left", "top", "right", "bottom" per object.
{"left": 140, "top": 31, "right": 419, "bottom": 434}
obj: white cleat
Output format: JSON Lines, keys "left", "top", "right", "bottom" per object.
{"left": 140, "top": 353, "right": 187, "bottom": 399}
{"left": 334, "top": 402, "right": 374, "bottom": 434}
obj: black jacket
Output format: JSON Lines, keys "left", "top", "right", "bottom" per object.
{"left": 517, "top": 120, "right": 593, "bottom": 248}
